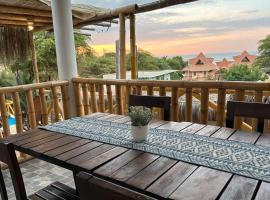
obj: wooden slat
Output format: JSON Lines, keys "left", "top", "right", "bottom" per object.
{"left": 216, "top": 88, "right": 226, "bottom": 126}
{"left": 82, "top": 83, "right": 90, "bottom": 115}
{"left": 255, "top": 182, "right": 270, "bottom": 200}
{"left": 51, "top": 86, "right": 60, "bottom": 122}
{"left": 11, "top": 92, "right": 23, "bottom": 134}
{"left": 181, "top": 123, "right": 205, "bottom": 134}
{"left": 26, "top": 90, "right": 37, "bottom": 129}
{"left": 13, "top": 131, "right": 53, "bottom": 146}
{"left": 171, "top": 87, "right": 179, "bottom": 122}
{"left": 39, "top": 88, "right": 49, "bottom": 124}
{"left": 170, "top": 167, "right": 232, "bottom": 200}
{"left": 0, "top": 93, "right": 10, "bottom": 136}
{"left": 95, "top": 150, "right": 143, "bottom": 177}
{"left": 22, "top": 134, "right": 66, "bottom": 148}
{"left": 89, "top": 84, "right": 98, "bottom": 113}
{"left": 158, "top": 121, "right": 192, "bottom": 131}
{"left": 185, "top": 88, "right": 192, "bottom": 122}
{"left": 195, "top": 125, "right": 220, "bottom": 137}
{"left": 200, "top": 88, "right": 209, "bottom": 124}
{"left": 229, "top": 130, "right": 260, "bottom": 143}
{"left": 126, "top": 157, "right": 176, "bottom": 190}
{"left": 211, "top": 127, "right": 236, "bottom": 139}
{"left": 147, "top": 162, "right": 197, "bottom": 198}
{"left": 136, "top": 85, "right": 142, "bottom": 95}
{"left": 110, "top": 153, "right": 159, "bottom": 182}
{"left": 106, "top": 84, "right": 113, "bottom": 113}
{"left": 147, "top": 86, "right": 154, "bottom": 96}
{"left": 252, "top": 90, "right": 263, "bottom": 131}
{"left": 98, "top": 84, "right": 105, "bottom": 112}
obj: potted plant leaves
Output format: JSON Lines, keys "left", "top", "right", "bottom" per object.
{"left": 128, "top": 106, "right": 152, "bottom": 142}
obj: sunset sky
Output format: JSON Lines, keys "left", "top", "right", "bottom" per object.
{"left": 73, "top": 0, "right": 270, "bottom": 57}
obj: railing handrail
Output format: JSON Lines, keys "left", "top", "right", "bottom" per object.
{"left": 0, "top": 80, "right": 69, "bottom": 93}
{"left": 72, "top": 77, "right": 270, "bottom": 90}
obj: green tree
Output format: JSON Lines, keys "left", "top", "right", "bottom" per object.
{"left": 221, "top": 64, "right": 267, "bottom": 81}
{"left": 255, "top": 35, "right": 270, "bottom": 72}
{"left": 0, "top": 70, "right": 17, "bottom": 87}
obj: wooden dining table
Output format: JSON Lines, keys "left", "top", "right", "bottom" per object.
{"left": 4, "top": 112, "right": 270, "bottom": 200}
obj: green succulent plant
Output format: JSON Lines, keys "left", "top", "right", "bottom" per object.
{"left": 128, "top": 106, "right": 152, "bottom": 126}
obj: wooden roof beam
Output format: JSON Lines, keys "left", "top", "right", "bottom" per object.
{"left": 0, "top": 19, "right": 51, "bottom": 27}
{"left": 0, "top": 5, "right": 51, "bottom": 17}
{"left": 0, "top": 13, "right": 52, "bottom": 23}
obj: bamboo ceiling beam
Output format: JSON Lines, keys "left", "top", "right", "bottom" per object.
{"left": 0, "top": 13, "right": 52, "bottom": 23}
{"left": 0, "top": 19, "right": 50, "bottom": 27}
{"left": 0, "top": 5, "right": 51, "bottom": 17}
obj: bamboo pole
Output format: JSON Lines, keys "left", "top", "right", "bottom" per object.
{"left": 130, "top": 14, "right": 137, "bottom": 79}
{"left": 159, "top": 87, "right": 166, "bottom": 96}
{"left": 116, "top": 85, "right": 123, "bottom": 114}
{"left": 0, "top": 93, "right": 10, "bottom": 136}
{"left": 119, "top": 13, "right": 126, "bottom": 79}
{"left": 98, "top": 84, "right": 105, "bottom": 112}
{"left": 38, "top": 88, "right": 48, "bottom": 124}
{"left": 126, "top": 85, "right": 131, "bottom": 112}
{"left": 73, "top": 83, "right": 83, "bottom": 117}
{"left": 28, "top": 30, "right": 39, "bottom": 83}
{"left": 185, "top": 88, "right": 192, "bottom": 122}
{"left": 26, "top": 90, "right": 37, "bottom": 129}
{"left": 51, "top": 86, "right": 60, "bottom": 122}
{"left": 234, "top": 89, "right": 245, "bottom": 129}
{"left": 89, "top": 84, "right": 98, "bottom": 113}
{"left": 171, "top": 87, "right": 179, "bottom": 122}
{"left": 136, "top": 85, "right": 142, "bottom": 95}
{"left": 82, "top": 83, "right": 90, "bottom": 115}
{"left": 147, "top": 86, "right": 154, "bottom": 96}
{"left": 200, "top": 88, "right": 209, "bottom": 124}
{"left": 216, "top": 88, "right": 226, "bottom": 127}
{"left": 106, "top": 84, "right": 113, "bottom": 113}
{"left": 11, "top": 92, "right": 23, "bottom": 134}
{"left": 252, "top": 90, "right": 263, "bottom": 131}
{"left": 60, "top": 85, "right": 70, "bottom": 120}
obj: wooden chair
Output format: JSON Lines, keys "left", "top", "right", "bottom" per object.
{"left": 226, "top": 101, "right": 270, "bottom": 133}
{"left": 0, "top": 141, "right": 79, "bottom": 200}
{"left": 76, "top": 172, "right": 156, "bottom": 200}
{"left": 129, "top": 95, "right": 171, "bottom": 121}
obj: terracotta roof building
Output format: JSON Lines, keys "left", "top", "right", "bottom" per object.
{"left": 216, "top": 58, "right": 233, "bottom": 70}
{"left": 182, "top": 52, "right": 219, "bottom": 81}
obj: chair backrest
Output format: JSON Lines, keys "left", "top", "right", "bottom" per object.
{"left": 0, "top": 141, "right": 27, "bottom": 200}
{"left": 226, "top": 101, "right": 270, "bottom": 133}
{"left": 129, "top": 95, "right": 171, "bottom": 121}
{"left": 76, "top": 172, "right": 156, "bottom": 200}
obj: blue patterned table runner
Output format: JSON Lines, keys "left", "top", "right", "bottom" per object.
{"left": 41, "top": 116, "right": 270, "bottom": 182}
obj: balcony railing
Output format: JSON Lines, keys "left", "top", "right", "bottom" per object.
{"left": 1, "top": 78, "right": 270, "bottom": 162}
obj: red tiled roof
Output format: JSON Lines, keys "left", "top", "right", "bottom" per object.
{"left": 232, "top": 50, "right": 257, "bottom": 64}
{"left": 188, "top": 52, "right": 214, "bottom": 65}
{"left": 216, "top": 58, "right": 233, "bottom": 69}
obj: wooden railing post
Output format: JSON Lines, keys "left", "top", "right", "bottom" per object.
{"left": 116, "top": 85, "right": 123, "bottom": 114}
{"left": 11, "top": 92, "right": 23, "bottom": 134}
{"left": 216, "top": 88, "right": 226, "bottom": 126}
{"left": 200, "top": 88, "right": 209, "bottom": 124}
{"left": 26, "top": 90, "right": 37, "bottom": 129}
{"left": 98, "top": 84, "right": 105, "bottom": 113}
{"left": 73, "top": 83, "right": 83, "bottom": 117}
{"left": 51, "top": 86, "right": 60, "bottom": 122}
{"left": 0, "top": 93, "right": 10, "bottom": 137}
{"left": 234, "top": 89, "right": 245, "bottom": 129}
{"left": 171, "top": 87, "right": 179, "bottom": 122}
{"left": 136, "top": 86, "right": 142, "bottom": 95}
{"left": 106, "top": 84, "right": 113, "bottom": 113}
{"left": 147, "top": 86, "right": 154, "bottom": 96}
{"left": 89, "top": 84, "right": 98, "bottom": 113}
{"left": 60, "top": 85, "right": 70, "bottom": 120}
{"left": 39, "top": 88, "right": 49, "bottom": 124}
{"left": 252, "top": 90, "right": 263, "bottom": 131}
{"left": 185, "top": 88, "right": 192, "bottom": 122}
{"left": 82, "top": 83, "right": 90, "bottom": 115}
{"left": 126, "top": 85, "right": 131, "bottom": 111}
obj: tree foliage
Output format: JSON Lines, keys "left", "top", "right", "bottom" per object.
{"left": 221, "top": 64, "right": 267, "bottom": 81}
{"left": 255, "top": 35, "right": 270, "bottom": 72}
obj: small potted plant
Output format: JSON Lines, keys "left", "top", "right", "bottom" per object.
{"left": 128, "top": 106, "right": 152, "bottom": 142}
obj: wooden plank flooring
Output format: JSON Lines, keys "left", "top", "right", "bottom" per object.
{"left": 5, "top": 113, "right": 270, "bottom": 200}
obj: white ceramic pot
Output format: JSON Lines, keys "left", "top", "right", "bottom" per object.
{"left": 131, "top": 125, "right": 149, "bottom": 142}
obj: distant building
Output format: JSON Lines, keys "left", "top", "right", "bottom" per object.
{"left": 182, "top": 51, "right": 257, "bottom": 81}
{"left": 103, "top": 70, "right": 179, "bottom": 80}
{"left": 182, "top": 52, "right": 219, "bottom": 81}
{"left": 216, "top": 50, "right": 257, "bottom": 69}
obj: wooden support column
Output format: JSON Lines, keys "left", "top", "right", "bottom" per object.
{"left": 119, "top": 13, "right": 126, "bottom": 79}
{"left": 0, "top": 93, "right": 10, "bottom": 137}
{"left": 130, "top": 14, "right": 137, "bottom": 79}
{"left": 28, "top": 30, "right": 39, "bottom": 83}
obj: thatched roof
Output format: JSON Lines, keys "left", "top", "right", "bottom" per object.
{"left": 0, "top": 0, "right": 108, "bottom": 31}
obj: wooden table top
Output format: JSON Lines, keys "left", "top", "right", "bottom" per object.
{"left": 5, "top": 112, "right": 270, "bottom": 200}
